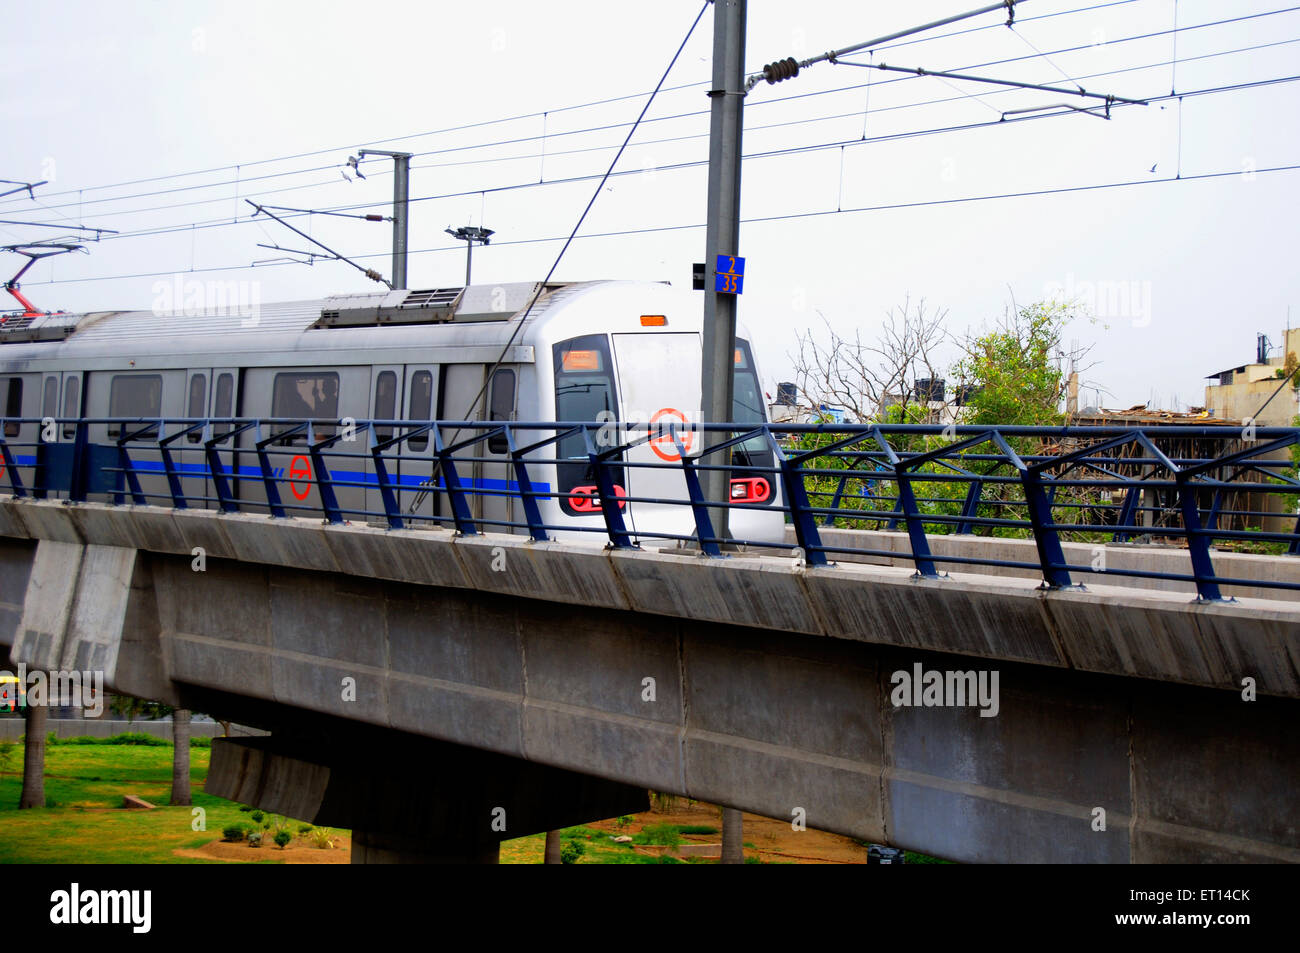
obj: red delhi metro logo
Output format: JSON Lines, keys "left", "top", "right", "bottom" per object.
{"left": 649, "top": 408, "right": 693, "bottom": 463}
{"left": 288, "top": 455, "right": 312, "bottom": 501}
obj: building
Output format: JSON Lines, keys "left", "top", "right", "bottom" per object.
{"left": 1205, "top": 327, "right": 1300, "bottom": 427}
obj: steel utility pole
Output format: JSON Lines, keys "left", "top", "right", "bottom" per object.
{"left": 358, "top": 150, "right": 412, "bottom": 290}
{"left": 702, "top": 0, "right": 749, "bottom": 868}
{"left": 700, "top": 0, "right": 746, "bottom": 546}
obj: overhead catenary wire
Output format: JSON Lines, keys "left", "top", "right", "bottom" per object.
{"left": 23, "top": 159, "right": 1300, "bottom": 288}
{"left": 59, "top": 61, "right": 1300, "bottom": 250}
{"left": 1, "top": 0, "right": 1149, "bottom": 211}
{"left": 8, "top": 0, "right": 1257, "bottom": 222}
{"left": 11, "top": 3, "right": 1295, "bottom": 231}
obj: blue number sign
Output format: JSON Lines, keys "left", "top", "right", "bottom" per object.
{"left": 714, "top": 254, "right": 745, "bottom": 294}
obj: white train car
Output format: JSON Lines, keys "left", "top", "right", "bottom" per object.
{"left": 0, "top": 279, "right": 783, "bottom": 545}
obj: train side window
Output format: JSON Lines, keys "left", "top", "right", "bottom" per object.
{"left": 272, "top": 371, "right": 339, "bottom": 445}
{"left": 406, "top": 371, "right": 433, "bottom": 451}
{"left": 3, "top": 379, "right": 21, "bottom": 438}
{"left": 108, "top": 374, "right": 162, "bottom": 439}
{"left": 214, "top": 373, "right": 234, "bottom": 437}
{"left": 42, "top": 376, "right": 57, "bottom": 420}
{"left": 373, "top": 371, "right": 396, "bottom": 442}
{"left": 487, "top": 368, "right": 515, "bottom": 454}
{"left": 62, "top": 378, "right": 81, "bottom": 439}
{"left": 186, "top": 374, "right": 207, "bottom": 443}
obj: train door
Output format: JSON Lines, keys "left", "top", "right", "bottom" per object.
{"left": 482, "top": 366, "right": 517, "bottom": 532}
{"left": 183, "top": 368, "right": 212, "bottom": 505}
{"left": 0, "top": 374, "right": 39, "bottom": 493}
{"left": 364, "top": 364, "right": 404, "bottom": 523}
{"left": 438, "top": 363, "right": 485, "bottom": 524}
{"left": 238, "top": 366, "right": 369, "bottom": 519}
{"left": 209, "top": 368, "right": 238, "bottom": 508}
{"left": 396, "top": 364, "right": 437, "bottom": 526}
{"left": 84, "top": 369, "right": 183, "bottom": 507}
{"left": 610, "top": 332, "right": 701, "bottom": 543}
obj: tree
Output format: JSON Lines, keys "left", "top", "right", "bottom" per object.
{"left": 791, "top": 297, "right": 949, "bottom": 422}
{"left": 110, "top": 695, "right": 194, "bottom": 806}
{"left": 951, "top": 300, "right": 1091, "bottom": 430}
{"left": 19, "top": 703, "right": 46, "bottom": 809}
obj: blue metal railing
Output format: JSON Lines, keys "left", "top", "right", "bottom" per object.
{"left": 0, "top": 417, "right": 1297, "bottom": 601}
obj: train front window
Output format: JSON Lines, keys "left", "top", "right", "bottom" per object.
{"left": 553, "top": 335, "right": 623, "bottom": 515}
{"left": 553, "top": 336, "right": 617, "bottom": 460}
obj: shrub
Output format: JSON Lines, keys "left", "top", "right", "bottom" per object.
{"left": 222, "top": 825, "right": 247, "bottom": 842}
{"left": 635, "top": 823, "right": 682, "bottom": 848}
{"left": 560, "top": 840, "right": 585, "bottom": 864}
{"left": 298, "top": 824, "right": 315, "bottom": 835}
{"left": 190, "top": 736, "right": 212, "bottom": 748}
{"left": 677, "top": 825, "right": 718, "bottom": 836}
{"left": 273, "top": 830, "right": 292, "bottom": 849}
{"left": 250, "top": 810, "right": 265, "bottom": 824}
{"left": 238, "top": 805, "right": 253, "bottom": 813}
{"left": 310, "top": 827, "right": 335, "bottom": 849}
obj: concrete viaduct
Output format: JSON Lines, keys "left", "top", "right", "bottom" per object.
{"left": 1, "top": 497, "right": 1297, "bottom": 863}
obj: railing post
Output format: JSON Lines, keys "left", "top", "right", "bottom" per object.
{"left": 1176, "top": 471, "right": 1226, "bottom": 601}
{"left": 505, "top": 426, "right": 548, "bottom": 542}
{"left": 307, "top": 423, "right": 344, "bottom": 524}
{"left": 369, "top": 423, "right": 404, "bottom": 530}
{"left": 767, "top": 430, "right": 827, "bottom": 567}
{"left": 956, "top": 478, "right": 983, "bottom": 534}
{"left": 434, "top": 424, "right": 477, "bottom": 535}
{"left": 673, "top": 427, "right": 720, "bottom": 557}
{"left": 583, "top": 425, "right": 635, "bottom": 549}
{"left": 0, "top": 434, "right": 27, "bottom": 498}
{"left": 251, "top": 425, "right": 287, "bottom": 518}
{"left": 872, "top": 429, "right": 938, "bottom": 578}
{"left": 1114, "top": 485, "right": 1141, "bottom": 542}
{"left": 158, "top": 422, "right": 189, "bottom": 509}
{"left": 1020, "top": 467, "right": 1074, "bottom": 588}
{"left": 68, "top": 420, "right": 90, "bottom": 503}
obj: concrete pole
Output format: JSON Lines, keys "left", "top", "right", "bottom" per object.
{"left": 699, "top": 0, "right": 746, "bottom": 543}
{"left": 465, "top": 238, "right": 473, "bottom": 286}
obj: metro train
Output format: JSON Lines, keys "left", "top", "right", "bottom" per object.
{"left": 0, "top": 279, "right": 783, "bottom": 543}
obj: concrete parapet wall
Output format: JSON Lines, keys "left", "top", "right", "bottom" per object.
{"left": 797, "top": 526, "right": 1300, "bottom": 601}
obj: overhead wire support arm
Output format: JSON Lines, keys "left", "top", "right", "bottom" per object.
{"left": 245, "top": 199, "right": 391, "bottom": 288}
{"left": 258, "top": 204, "right": 390, "bottom": 223}
{"left": 837, "top": 61, "right": 1148, "bottom": 116}
{"left": 746, "top": 0, "right": 1025, "bottom": 91}
{"left": 0, "top": 179, "right": 48, "bottom": 201}
{"left": 0, "top": 218, "right": 119, "bottom": 238}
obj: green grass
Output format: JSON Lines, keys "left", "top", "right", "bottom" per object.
{"left": 0, "top": 740, "right": 298, "bottom": 863}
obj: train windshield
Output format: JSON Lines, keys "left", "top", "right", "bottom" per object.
{"left": 553, "top": 334, "right": 623, "bottom": 516}
{"left": 553, "top": 335, "right": 617, "bottom": 460}
{"left": 733, "top": 340, "right": 769, "bottom": 455}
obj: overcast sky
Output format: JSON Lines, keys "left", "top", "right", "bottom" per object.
{"left": 3, "top": 0, "right": 1298, "bottom": 410}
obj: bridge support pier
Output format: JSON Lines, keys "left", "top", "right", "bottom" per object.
{"left": 206, "top": 733, "right": 649, "bottom": 864}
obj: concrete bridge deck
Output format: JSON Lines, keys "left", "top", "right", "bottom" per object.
{"left": 1, "top": 498, "right": 1297, "bottom": 862}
